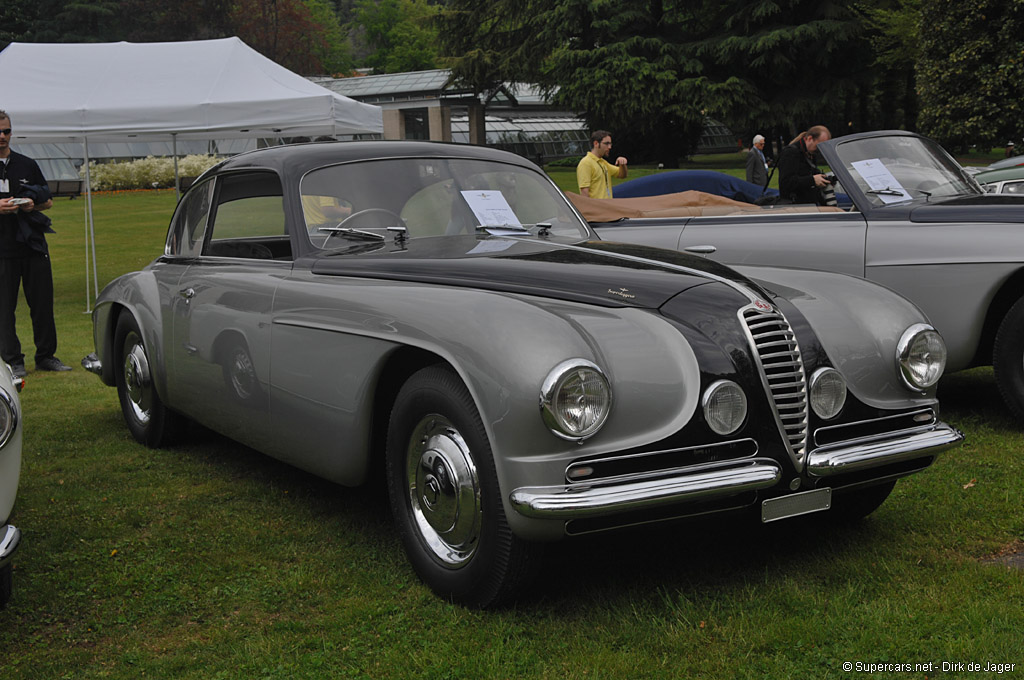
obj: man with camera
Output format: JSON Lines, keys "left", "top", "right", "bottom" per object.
{"left": 778, "top": 125, "right": 832, "bottom": 205}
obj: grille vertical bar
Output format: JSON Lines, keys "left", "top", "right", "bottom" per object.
{"left": 741, "top": 305, "right": 809, "bottom": 464}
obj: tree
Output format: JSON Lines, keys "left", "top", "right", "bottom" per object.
{"left": 685, "top": 0, "right": 874, "bottom": 147}
{"left": 353, "top": 0, "right": 440, "bottom": 73}
{"left": 859, "top": 0, "right": 921, "bottom": 130}
{"left": 233, "top": 0, "right": 353, "bottom": 74}
{"left": 439, "top": 0, "right": 709, "bottom": 164}
{"left": 918, "top": 0, "right": 1024, "bottom": 150}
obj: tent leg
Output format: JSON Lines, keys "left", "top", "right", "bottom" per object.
{"left": 173, "top": 133, "right": 180, "bottom": 201}
{"left": 83, "top": 140, "right": 98, "bottom": 313}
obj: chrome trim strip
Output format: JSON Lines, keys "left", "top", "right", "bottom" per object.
{"left": 567, "top": 438, "right": 758, "bottom": 471}
{"left": 81, "top": 353, "right": 103, "bottom": 376}
{"left": 510, "top": 459, "right": 782, "bottom": 519}
{"left": 806, "top": 423, "right": 963, "bottom": 477}
{"left": 0, "top": 524, "right": 20, "bottom": 568}
{"left": 813, "top": 408, "right": 935, "bottom": 447}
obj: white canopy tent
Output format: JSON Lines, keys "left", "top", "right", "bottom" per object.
{"left": 0, "top": 37, "right": 384, "bottom": 309}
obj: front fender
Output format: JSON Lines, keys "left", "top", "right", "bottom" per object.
{"left": 92, "top": 270, "right": 173, "bottom": 398}
{"left": 736, "top": 265, "right": 939, "bottom": 409}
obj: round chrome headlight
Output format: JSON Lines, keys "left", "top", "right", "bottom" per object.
{"left": 540, "top": 360, "right": 611, "bottom": 441}
{"left": 809, "top": 367, "right": 847, "bottom": 420}
{"left": 702, "top": 380, "right": 747, "bottom": 435}
{"left": 0, "top": 388, "right": 17, "bottom": 449}
{"left": 897, "top": 324, "right": 946, "bottom": 390}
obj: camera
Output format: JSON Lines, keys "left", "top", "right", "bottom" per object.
{"left": 823, "top": 174, "right": 838, "bottom": 185}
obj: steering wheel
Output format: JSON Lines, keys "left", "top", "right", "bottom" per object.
{"left": 336, "top": 208, "right": 404, "bottom": 230}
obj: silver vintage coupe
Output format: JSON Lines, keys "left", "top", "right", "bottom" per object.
{"left": 591, "top": 130, "right": 1024, "bottom": 421}
{"left": 83, "top": 141, "right": 961, "bottom": 607}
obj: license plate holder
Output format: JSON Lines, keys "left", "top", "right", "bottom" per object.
{"left": 761, "top": 487, "right": 832, "bottom": 523}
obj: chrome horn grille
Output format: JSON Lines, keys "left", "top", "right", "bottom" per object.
{"left": 740, "top": 304, "right": 809, "bottom": 465}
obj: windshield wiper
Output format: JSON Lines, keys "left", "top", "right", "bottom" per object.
{"left": 867, "top": 187, "right": 906, "bottom": 196}
{"left": 474, "top": 224, "right": 530, "bottom": 234}
{"left": 318, "top": 226, "right": 386, "bottom": 242}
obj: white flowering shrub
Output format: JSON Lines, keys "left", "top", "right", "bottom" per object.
{"left": 82, "top": 154, "right": 222, "bottom": 190}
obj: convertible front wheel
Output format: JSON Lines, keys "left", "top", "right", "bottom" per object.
{"left": 114, "top": 312, "right": 182, "bottom": 447}
{"left": 993, "top": 296, "right": 1024, "bottom": 421}
{"left": 385, "top": 365, "right": 537, "bottom": 608}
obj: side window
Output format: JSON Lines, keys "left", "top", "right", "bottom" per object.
{"left": 166, "top": 179, "right": 214, "bottom": 257}
{"left": 204, "top": 172, "right": 292, "bottom": 261}
{"left": 1002, "top": 181, "right": 1024, "bottom": 195}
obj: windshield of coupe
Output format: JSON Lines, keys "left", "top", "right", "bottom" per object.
{"left": 834, "top": 135, "right": 983, "bottom": 207}
{"left": 300, "top": 158, "right": 589, "bottom": 249}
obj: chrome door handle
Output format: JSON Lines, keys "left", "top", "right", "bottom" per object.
{"left": 179, "top": 288, "right": 195, "bottom": 300}
{"left": 683, "top": 245, "right": 717, "bottom": 256}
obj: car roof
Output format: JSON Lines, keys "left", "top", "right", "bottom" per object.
{"left": 210, "top": 140, "right": 537, "bottom": 177}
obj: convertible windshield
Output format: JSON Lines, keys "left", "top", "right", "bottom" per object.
{"left": 834, "top": 135, "right": 983, "bottom": 207}
{"left": 300, "top": 157, "right": 589, "bottom": 248}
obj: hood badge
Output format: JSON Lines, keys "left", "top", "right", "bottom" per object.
{"left": 754, "top": 298, "right": 773, "bottom": 311}
{"left": 608, "top": 287, "right": 636, "bottom": 300}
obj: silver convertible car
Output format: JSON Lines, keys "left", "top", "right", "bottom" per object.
{"left": 83, "top": 141, "right": 961, "bottom": 607}
{"left": 0, "top": 365, "right": 23, "bottom": 609}
{"left": 590, "top": 130, "right": 1024, "bottom": 421}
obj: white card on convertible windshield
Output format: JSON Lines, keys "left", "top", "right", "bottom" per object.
{"left": 851, "top": 159, "right": 911, "bottom": 203}
{"left": 0, "top": 180, "right": 8, "bottom": 194}
{"left": 461, "top": 190, "right": 522, "bottom": 228}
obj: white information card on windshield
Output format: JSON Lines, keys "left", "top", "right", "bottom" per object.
{"left": 461, "top": 190, "right": 524, "bottom": 232}
{"left": 850, "top": 158, "right": 912, "bottom": 203}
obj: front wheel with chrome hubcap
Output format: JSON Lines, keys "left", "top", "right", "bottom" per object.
{"left": 114, "top": 312, "right": 183, "bottom": 447}
{"left": 386, "top": 364, "right": 537, "bottom": 608}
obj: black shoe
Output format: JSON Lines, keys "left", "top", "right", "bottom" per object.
{"left": 9, "top": 362, "right": 26, "bottom": 378}
{"left": 37, "top": 357, "right": 72, "bottom": 372}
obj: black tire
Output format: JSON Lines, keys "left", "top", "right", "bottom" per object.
{"left": 114, "top": 312, "right": 183, "bottom": 447}
{"left": 993, "top": 295, "right": 1024, "bottom": 420}
{"left": 385, "top": 365, "right": 538, "bottom": 608}
{"left": 828, "top": 481, "right": 896, "bottom": 523}
{"left": 0, "top": 563, "right": 11, "bottom": 609}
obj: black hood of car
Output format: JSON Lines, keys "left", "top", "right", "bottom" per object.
{"left": 308, "top": 235, "right": 766, "bottom": 309}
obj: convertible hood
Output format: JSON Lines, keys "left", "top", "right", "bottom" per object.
{"left": 309, "top": 236, "right": 764, "bottom": 309}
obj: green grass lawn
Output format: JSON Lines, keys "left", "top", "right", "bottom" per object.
{"left": 0, "top": 189, "right": 1022, "bottom": 679}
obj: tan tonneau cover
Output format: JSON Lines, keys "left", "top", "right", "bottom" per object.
{"left": 567, "top": 190, "right": 843, "bottom": 222}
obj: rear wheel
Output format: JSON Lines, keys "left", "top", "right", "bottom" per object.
{"left": 993, "top": 295, "right": 1024, "bottom": 420}
{"left": 385, "top": 365, "right": 537, "bottom": 608}
{"left": 114, "top": 312, "right": 183, "bottom": 447}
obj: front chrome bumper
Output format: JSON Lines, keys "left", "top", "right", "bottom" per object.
{"left": 807, "top": 422, "right": 963, "bottom": 477}
{"left": 510, "top": 458, "right": 783, "bottom": 519}
{"left": 81, "top": 353, "right": 103, "bottom": 376}
{"left": 509, "top": 422, "right": 963, "bottom": 521}
{"left": 0, "top": 524, "right": 20, "bottom": 570}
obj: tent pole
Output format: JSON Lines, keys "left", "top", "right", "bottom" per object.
{"left": 83, "top": 139, "right": 98, "bottom": 312}
{"left": 173, "top": 133, "right": 180, "bottom": 201}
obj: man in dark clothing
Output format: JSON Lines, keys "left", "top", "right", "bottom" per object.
{"left": 777, "top": 125, "right": 832, "bottom": 205}
{"left": 0, "top": 110, "right": 71, "bottom": 377}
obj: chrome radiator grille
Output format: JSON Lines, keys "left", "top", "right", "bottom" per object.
{"left": 741, "top": 305, "right": 809, "bottom": 461}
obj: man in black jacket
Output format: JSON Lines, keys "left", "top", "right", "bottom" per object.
{"left": 0, "top": 110, "right": 71, "bottom": 377}
{"left": 777, "top": 125, "right": 832, "bottom": 205}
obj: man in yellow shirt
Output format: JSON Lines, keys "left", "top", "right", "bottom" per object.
{"left": 576, "top": 130, "right": 628, "bottom": 198}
